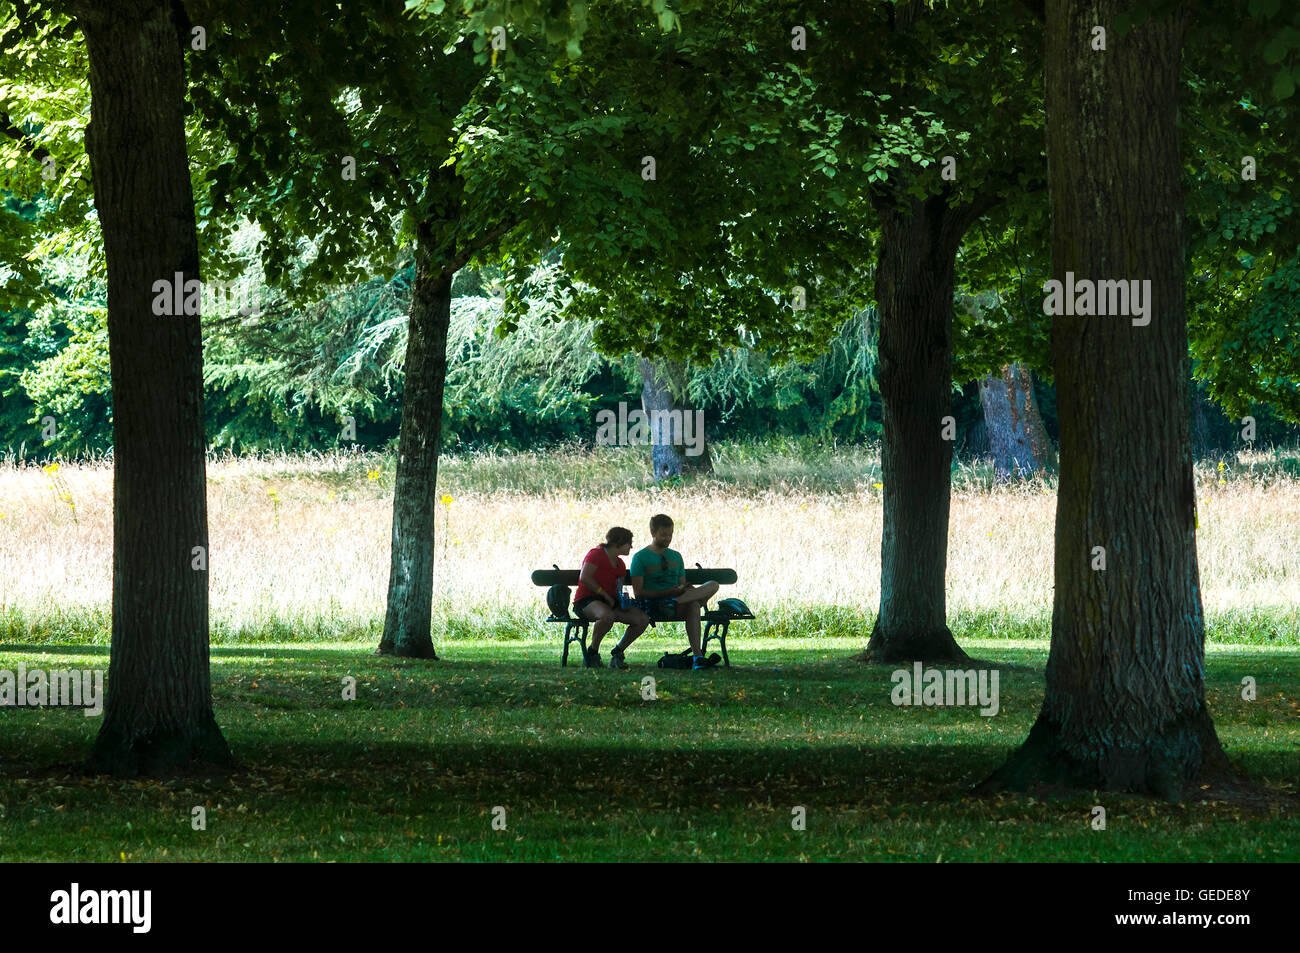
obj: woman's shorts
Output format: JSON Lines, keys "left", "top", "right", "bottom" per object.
{"left": 573, "top": 595, "right": 602, "bottom": 617}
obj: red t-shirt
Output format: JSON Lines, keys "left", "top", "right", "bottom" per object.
{"left": 574, "top": 546, "right": 626, "bottom": 603}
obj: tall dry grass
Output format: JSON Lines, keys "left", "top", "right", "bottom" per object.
{"left": 2, "top": 443, "right": 1297, "bottom": 643}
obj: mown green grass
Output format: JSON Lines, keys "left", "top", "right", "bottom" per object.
{"left": 2, "top": 636, "right": 1296, "bottom": 862}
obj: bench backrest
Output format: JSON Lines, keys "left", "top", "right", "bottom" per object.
{"left": 531, "top": 567, "right": 737, "bottom": 587}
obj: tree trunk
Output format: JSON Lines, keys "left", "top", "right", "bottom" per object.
{"left": 979, "top": 0, "right": 1230, "bottom": 800}
{"left": 639, "top": 356, "right": 712, "bottom": 480}
{"left": 978, "top": 363, "right": 1056, "bottom": 480}
{"left": 377, "top": 228, "right": 453, "bottom": 659}
{"left": 78, "top": 0, "right": 231, "bottom": 775}
{"left": 1191, "top": 383, "right": 1211, "bottom": 456}
{"left": 863, "top": 193, "right": 980, "bottom": 664}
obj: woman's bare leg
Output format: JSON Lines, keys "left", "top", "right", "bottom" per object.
{"left": 582, "top": 602, "right": 615, "bottom": 652}
{"left": 611, "top": 608, "right": 650, "bottom": 653}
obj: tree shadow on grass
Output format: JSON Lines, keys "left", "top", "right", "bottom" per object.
{"left": 6, "top": 738, "right": 1295, "bottom": 814}
{"left": 0, "top": 644, "right": 109, "bottom": 657}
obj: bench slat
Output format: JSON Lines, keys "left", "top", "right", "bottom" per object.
{"left": 531, "top": 568, "right": 738, "bottom": 586}
{"left": 531, "top": 570, "right": 580, "bottom": 586}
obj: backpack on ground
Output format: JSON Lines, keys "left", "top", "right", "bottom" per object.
{"left": 657, "top": 648, "right": 695, "bottom": 669}
{"left": 657, "top": 649, "right": 721, "bottom": 669}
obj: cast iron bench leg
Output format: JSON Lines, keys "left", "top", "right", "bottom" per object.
{"left": 703, "top": 620, "right": 731, "bottom": 666}
{"left": 562, "top": 620, "right": 589, "bottom": 667}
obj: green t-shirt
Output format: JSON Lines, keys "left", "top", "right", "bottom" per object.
{"left": 630, "top": 547, "right": 685, "bottom": 593}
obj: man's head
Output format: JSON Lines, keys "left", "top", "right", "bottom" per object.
{"left": 649, "top": 513, "right": 673, "bottom": 548}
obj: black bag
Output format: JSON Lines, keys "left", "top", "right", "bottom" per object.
{"left": 546, "top": 584, "right": 571, "bottom": 619}
{"left": 656, "top": 649, "right": 721, "bottom": 669}
{"left": 657, "top": 648, "right": 695, "bottom": 669}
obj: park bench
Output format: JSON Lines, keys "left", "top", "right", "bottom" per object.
{"left": 530, "top": 564, "right": 755, "bottom": 667}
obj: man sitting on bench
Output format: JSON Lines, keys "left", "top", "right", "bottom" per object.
{"left": 629, "top": 514, "right": 720, "bottom": 671}
{"left": 573, "top": 526, "right": 650, "bottom": 669}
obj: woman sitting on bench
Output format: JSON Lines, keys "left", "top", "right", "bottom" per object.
{"left": 573, "top": 526, "right": 650, "bottom": 670}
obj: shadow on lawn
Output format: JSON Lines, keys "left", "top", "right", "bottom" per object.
{"left": 0, "top": 737, "right": 1005, "bottom": 803}
{"left": 6, "top": 738, "right": 1293, "bottom": 813}
{"left": 0, "top": 643, "right": 109, "bottom": 657}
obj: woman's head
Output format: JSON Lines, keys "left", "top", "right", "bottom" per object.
{"left": 603, "top": 526, "right": 633, "bottom": 554}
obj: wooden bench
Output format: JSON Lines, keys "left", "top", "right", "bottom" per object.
{"left": 530, "top": 564, "right": 754, "bottom": 667}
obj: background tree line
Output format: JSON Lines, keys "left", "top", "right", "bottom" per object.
{"left": 5, "top": 220, "right": 1295, "bottom": 462}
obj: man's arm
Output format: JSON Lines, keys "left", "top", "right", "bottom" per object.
{"left": 632, "top": 573, "right": 681, "bottom": 599}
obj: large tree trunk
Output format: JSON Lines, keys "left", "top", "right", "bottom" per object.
{"left": 862, "top": 193, "right": 979, "bottom": 664}
{"left": 639, "top": 356, "right": 712, "bottom": 480}
{"left": 78, "top": 0, "right": 231, "bottom": 775}
{"left": 978, "top": 363, "right": 1056, "bottom": 480}
{"left": 378, "top": 228, "right": 453, "bottom": 659}
{"left": 1191, "top": 382, "right": 1215, "bottom": 456}
{"left": 979, "top": 0, "right": 1230, "bottom": 800}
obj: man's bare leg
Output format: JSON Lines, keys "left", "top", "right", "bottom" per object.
{"left": 679, "top": 601, "right": 704, "bottom": 656}
{"left": 676, "top": 580, "right": 719, "bottom": 605}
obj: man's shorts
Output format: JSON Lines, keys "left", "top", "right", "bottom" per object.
{"left": 635, "top": 597, "right": 679, "bottom": 621}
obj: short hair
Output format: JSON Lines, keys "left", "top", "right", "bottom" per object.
{"left": 604, "top": 526, "right": 633, "bottom": 547}
{"left": 649, "top": 514, "right": 674, "bottom": 532}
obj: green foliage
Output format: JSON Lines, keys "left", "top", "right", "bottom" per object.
{"left": 686, "top": 308, "right": 881, "bottom": 441}
{"left": 402, "top": 0, "right": 686, "bottom": 62}
{"left": 18, "top": 298, "right": 110, "bottom": 455}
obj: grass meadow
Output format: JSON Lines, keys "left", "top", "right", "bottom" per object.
{"left": 1, "top": 439, "right": 1297, "bottom": 861}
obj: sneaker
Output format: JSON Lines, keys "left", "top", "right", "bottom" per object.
{"left": 609, "top": 650, "right": 629, "bottom": 670}
{"left": 584, "top": 649, "right": 603, "bottom": 668}
{"left": 692, "top": 655, "right": 711, "bottom": 670}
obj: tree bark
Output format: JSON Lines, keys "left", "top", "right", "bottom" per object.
{"left": 978, "top": 363, "right": 1057, "bottom": 480}
{"left": 377, "top": 227, "right": 453, "bottom": 659}
{"left": 862, "top": 192, "right": 982, "bottom": 664}
{"left": 1191, "top": 383, "right": 1212, "bottom": 456}
{"left": 639, "top": 356, "right": 712, "bottom": 480}
{"left": 979, "top": 0, "right": 1231, "bottom": 800}
{"left": 78, "top": 0, "right": 231, "bottom": 775}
